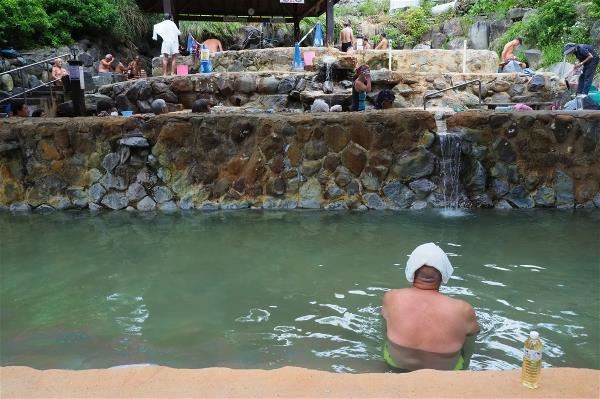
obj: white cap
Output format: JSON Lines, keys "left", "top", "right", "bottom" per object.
{"left": 530, "top": 331, "right": 539, "bottom": 339}
{"left": 405, "top": 242, "right": 454, "bottom": 284}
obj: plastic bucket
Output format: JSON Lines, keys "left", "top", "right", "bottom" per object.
{"left": 176, "top": 65, "right": 189, "bottom": 75}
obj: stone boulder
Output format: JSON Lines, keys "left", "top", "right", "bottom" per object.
{"left": 443, "top": 18, "right": 464, "bottom": 37}
{"left": 101, "top": 192, "right": 128, "bottom": 210}
{"left": 299, "top": 177, "right": 321, "bottom": 209}
{"left": 469, "top": 21, "right": 489, "bottom": 50}
{"left": 554, "top": 171, "right": 574, "bottom": 209}
{"left": 391, "top": 149, "right": 435, "bottom": 181}
{"left": 524, "top": 49, "right": 543, "bottom": 69}
{"left": 527, "top": 75, "right": 546, "bottom": 92}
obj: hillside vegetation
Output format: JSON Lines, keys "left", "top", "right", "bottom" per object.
{"left": 0, "top": 0, "right": 149, "bottom": 49}
{"left": 333, "top": 0, "right": 600, "bottom": 67}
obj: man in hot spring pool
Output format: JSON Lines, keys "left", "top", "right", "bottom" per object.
{"left": 382, "top": 243, "right": 479, "bottom": 371}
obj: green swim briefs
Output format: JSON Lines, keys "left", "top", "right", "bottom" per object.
{"left": 383, "top": 341, "right": 465, "bottom": 371}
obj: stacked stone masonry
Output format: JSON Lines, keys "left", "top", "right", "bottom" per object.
{"left": 0, "top": 111, "right": 598, "bottom": 212}
{"left": 99, "top": 70, "right": 561, "bottom": 113}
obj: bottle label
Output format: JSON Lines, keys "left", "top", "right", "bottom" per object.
{"left": 524, "top": 349, "right": 542, "bottom": 361}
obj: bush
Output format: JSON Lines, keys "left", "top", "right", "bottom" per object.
{"left": 387, "top": 7, "right": 429, "bottom": 48}
{"left": 0, "top": 0, "right": 51, "bottom": 48}
{"left": 0, "top": 0, "right": 147, "bottom": 49}
{"left": 497, "top": 0, "right": 594, "bottom": 67}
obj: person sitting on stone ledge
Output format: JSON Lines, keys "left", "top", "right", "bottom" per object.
{"left": 363, "top": 37, "right": 372, "bottom": 50}
{"left": 112, "top": 57, "right": 127, "bottom": 75}
{"left": 51, "top": 58, "right": 68, "bottom": 86}
{"left": 99, "top": 54, "right": 114, "bottom": 73}
{"left": 382, "top": 243, "right": 479, "bottom": 371}
{"left": 500, "top": 38, "right": 527, "bottom": 70}
{"left": 351, "top": 64, "right": 371, "bottom": 112}
{"left": 127, "top": 55, "right": 142, "bottom": 79}
{"left": 192, "top": 98, "right": 211, "bottom": 113}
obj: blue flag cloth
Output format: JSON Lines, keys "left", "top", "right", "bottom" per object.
{"left": 313, "top": 22, "right": 323, "bottom": 47}
{"left": 292, "top": 42, "right": 304, "bottom": 71}
{"left": 187, "top": 33, "right": 194, "bottom": 54}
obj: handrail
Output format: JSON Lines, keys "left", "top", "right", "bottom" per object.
{"left": 0, "top": 78, "right": 63, "bottom": 104}
{"left": 423, "top": 79, "right": 482, "bottom": 110}
{"left": 0, "top": 53, "right": 70, "bottom": 77}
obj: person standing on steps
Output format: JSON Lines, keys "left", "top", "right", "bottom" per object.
{"left": 351, "top": 64, "right": 371, "bottom": 111}
{"left": 153, "top": 14, "right": 181, "bottom": 76}
{"left": 382, "top": 243, "right": 479, "bottom": 371}
{"left": 563, "top": 43, "right": 599, "bottom": 95}
{"left": 340, "top": 21, "right": 355, "bottom": 52}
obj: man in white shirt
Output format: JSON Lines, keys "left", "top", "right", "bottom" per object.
{"left": 153, "top": 14, "right": 181, "bottom": 76}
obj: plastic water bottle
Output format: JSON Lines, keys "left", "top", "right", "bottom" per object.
{"left": 521, "top": 331, "right": 543, "bottom": 389}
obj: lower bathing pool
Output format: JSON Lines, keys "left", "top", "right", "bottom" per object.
{"left": 0, "top": 210, "right": 598, "bottom": 372}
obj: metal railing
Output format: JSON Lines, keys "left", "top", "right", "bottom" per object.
{"left": 423, "top": 79, "right": 482, "bottom": 111}
{"left": 0, "top": 53, "right": 70, "bottom": 105}
{"left": 0, "top": 53, "right": 70, "bottom": 77}
{"left": 0, "top": 78, "right": 63, "bottom": 104}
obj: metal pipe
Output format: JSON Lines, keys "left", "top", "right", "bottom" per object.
{"left": 299, "top": 24, "right": 316, "bottom": 45}
{"left": 423, "top": 79, "right": 482, "bottom": 110}
{"left": 0, "top": 54, "right": 70, "bottom": 77}
{"left": 0, "top": 78, "right": 62, "bottom": 104}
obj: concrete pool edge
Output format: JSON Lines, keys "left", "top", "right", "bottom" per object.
{"left": 1, "top": 366, "right": 598, "bottom": 398}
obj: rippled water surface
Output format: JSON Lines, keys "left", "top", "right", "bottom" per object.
{"left": 1, "top": 210, "right": 598, "bottom": 372}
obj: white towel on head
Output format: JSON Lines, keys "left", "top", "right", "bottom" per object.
{"left": 405, "top": 243, "right": 453, "bottom": 284}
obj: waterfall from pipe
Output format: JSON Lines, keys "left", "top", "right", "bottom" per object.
{"left": 439, "top": 132, "right": 463, "bottom": 213}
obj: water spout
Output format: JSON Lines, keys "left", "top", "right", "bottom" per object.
{"left": 439, "top": 132, "right": 463, "bottom": 212}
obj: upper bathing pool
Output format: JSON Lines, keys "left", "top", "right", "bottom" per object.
{"left": 1, "top": 209, "right": 598, "bottom": 372}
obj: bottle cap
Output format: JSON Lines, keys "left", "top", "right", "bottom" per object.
{"left": 530, "top": 331, "right": 539, "bottom": 339}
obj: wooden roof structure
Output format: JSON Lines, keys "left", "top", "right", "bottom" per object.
{"left": 136, "top": 0, "right": 340, "bottom": 23}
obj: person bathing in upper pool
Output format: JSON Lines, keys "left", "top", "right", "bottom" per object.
{"left": 382, "top": 243, "right": 479, "bottom": 371}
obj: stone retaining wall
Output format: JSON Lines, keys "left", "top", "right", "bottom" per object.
{"left": 98, "top": 71, "right": 561, "bottom": 113}
{"left": 152, "top": 48, "right": 499, "bottom": 76}
{"left": 1, "top": 111, "right": 598, "bottom": 212}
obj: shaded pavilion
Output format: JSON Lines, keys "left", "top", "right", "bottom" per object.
{"left": 136, "top": 0, "right": 340, "bottom": 45}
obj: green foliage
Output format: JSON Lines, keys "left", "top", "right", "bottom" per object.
{"left": 386, "top": 7, "right": 429, "bottom": 48}
{"left": 0, "top": 0, "right": 51, "bottom": 48}
{"left": 358, "top": 0, "right": 390, "bottom": 16}
{"left": 468, "top": 0, "right": 546, "bottom": 16}
{"left": 496, "top": 0, "right": 594, "bottom": 67}
{"left": 0, "top": 0, "right": 147, "bottom": 49}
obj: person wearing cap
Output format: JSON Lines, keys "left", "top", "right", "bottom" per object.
{"left": 381, "top": 243, "right": 479, "bottom": 371}
{"left": 563, "top": 43, "right": 599, "bottom": 95}
{"left": 153, "top": 14, "right": 181, "bottom": 76}
{"left": 339, "top": 21, "right": 355, "bottom": 52}
{"left": 351, "top": 64, "right": 371, "bottom": 111}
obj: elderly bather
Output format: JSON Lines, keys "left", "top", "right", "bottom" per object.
{"left": 382, "top": 243, "right": 479, "bottom": 371}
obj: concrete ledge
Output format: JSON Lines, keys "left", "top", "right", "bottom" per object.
{"left": 1, "top": 366, "right": 598, "bottom": 398}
